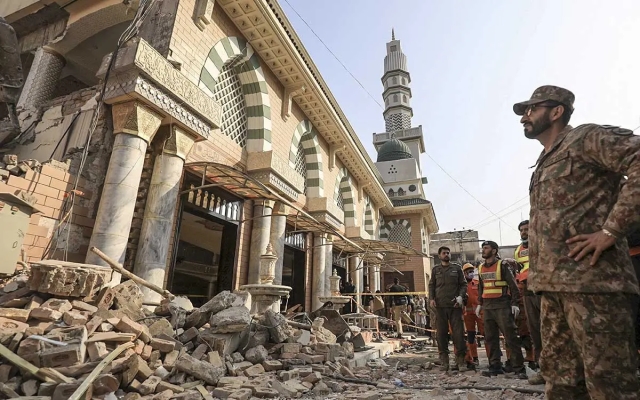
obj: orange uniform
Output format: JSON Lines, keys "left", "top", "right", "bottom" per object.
{"left": 464, "top": 277, "right": 488, "bottom": 363}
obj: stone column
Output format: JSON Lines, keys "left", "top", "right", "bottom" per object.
{"left": 368, "top": 265, "right": 376, "bottom": 291}
{"left": 270, "top": 202, "right": 288, "bottom": 285}
{"left": 312, "top": 233, "right": 326, "bottom": 310}
{"left": 134, "top": 126, "right": 196, "bottom": 304}
{"left": 375, "top": 267, "right": 381, "bottom": 292}
{"left": 324, "top": 238, "right": 333, "bottom": 296}
{"left": 17, "top": 47, "right": 65, "bottom": 111}
{"left": 248, "top": 201, "right": 273, "bottom": 284}
{"left": 86, "top": 102, "right": 162, "bottom": 284}
{"left": 349, "top": 256, "right": 362, "bottom": 310}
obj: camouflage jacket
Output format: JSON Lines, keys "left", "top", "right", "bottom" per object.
{"left": 529, "top": 124, "right": 640, "bottom": 294}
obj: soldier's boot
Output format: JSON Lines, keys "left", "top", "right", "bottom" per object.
{"left": 528, "top": 373, "right": 546, "bottom": 385}
{"left": 439, "top": 354, "right": 449, "bottom": 371}
{"left": 456, "top": 353, "right": 469, "bottom": 372}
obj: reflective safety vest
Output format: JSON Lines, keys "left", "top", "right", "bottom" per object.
{"left": 478, "top": 260, "right": 508, "bottom": 299}
{"left": 515, "top": 244, "right": 530, "bottom": 282}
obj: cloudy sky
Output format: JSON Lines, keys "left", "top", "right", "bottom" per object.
{"left": 281, "top": 0, "right": 640, "bottom": 246}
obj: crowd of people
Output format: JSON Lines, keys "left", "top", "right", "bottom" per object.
{"left": 346, "top": 85, "right": 640, "bottom": 399}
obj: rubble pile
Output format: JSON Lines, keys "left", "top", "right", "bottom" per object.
{"left": 0, "top": 265, "right": 374, "bottom": 400}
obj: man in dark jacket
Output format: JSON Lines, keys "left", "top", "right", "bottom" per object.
{"left": 428, "top": 246, "right": 468, "bottom": 371}
{"left": 389, "top": 278, "right": 409, "bottom": 338}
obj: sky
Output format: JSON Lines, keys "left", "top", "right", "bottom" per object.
{"left": 279, "top": 0, "right": 640, "bottom": 246}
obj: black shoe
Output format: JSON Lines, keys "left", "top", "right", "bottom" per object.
{"left": 466, "top": 362, "right": 476, "bottom": 370}
{"left": 528, "top": 361, "right": 539, "bottom": 370}
{"left": 473, "top": 357, "right": 479, "bottom": 366}
{"left": 481, "top": 366, "right": 504, "bottom": 377}
{"left": 503, "top": 362, "right": 514, "bottom": 373}
{"left": 451, "top": 364, "right": 459, "bottom": 371}
{"left": 515, "top": 371, "right": 528, "bottom": 380}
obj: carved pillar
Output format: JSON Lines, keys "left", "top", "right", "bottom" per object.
{"left": 248, "top": 200, "right": 273, "bottom": 284}
{"left": 270, "top": 202, "right": 288, "bottom": 285}
{"left": 134, "top": 126, "right": 196, "bottom": 304}
{"left": 348, "top": 255, "right": 362, "bottom": 310}
{"left": 324, "top": 238, "right": 333, "bottom": 297}
{"left": 17, "top": 47, "right": 65, "bottom": 111}
{"left": 86, "top": 102, "right": 162, "bottom": 283}
{"left": 312, "top": 233, "right": 326, "bottom": 310}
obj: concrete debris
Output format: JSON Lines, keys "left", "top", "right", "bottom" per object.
{"left": 0, "top": 271, "right": 547, "bottom": 400}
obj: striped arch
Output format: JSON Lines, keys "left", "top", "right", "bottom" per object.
{"left": 364, "top": 195, "right": 374, "bottom": 237}
{"left": 198, "top": 36, "right": 271, "bottom": 152}
{"left": 288, "top": 120, "right": 324, "bottom": 197}
{"left": 334, "top": 168, "right": 357, "bottom": 226}
{"left": 379, "top": 219, "right": 412, "bottom": 244}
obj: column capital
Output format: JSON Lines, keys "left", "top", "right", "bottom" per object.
{"left": 271, "top": 202, "right": 290, "bottom": 216}
{"left": 112, "top": 102, "right": 163, "bottom": 144}
{"left": 162, "top": 125, "right": 196, "bottom": 160}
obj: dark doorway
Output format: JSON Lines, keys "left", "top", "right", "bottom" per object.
{"left": 281, "top": 228, "right": 306, "bottom": 311}
{"left": 168, "top": 174, "right": 242, "bottom": 307}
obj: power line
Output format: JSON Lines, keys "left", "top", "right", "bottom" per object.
{"left": 281, "top": 0, "right": 518, "bottom": 232}
{"left": 470, "top": 195, "right": 529, "bottom": 228}
{"left": 281, "top": 0, "right": 384, "bottom": 109}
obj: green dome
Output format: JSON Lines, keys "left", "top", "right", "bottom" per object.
{"left": 377, "top": 138, "right": 413, "bottom": 162}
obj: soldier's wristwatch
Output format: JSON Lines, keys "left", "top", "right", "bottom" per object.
{"left": 602, "top": 229, "right": 617, "bottom": 239}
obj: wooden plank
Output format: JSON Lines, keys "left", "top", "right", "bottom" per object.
{"left": 68, "top": 342, "right": 134, "bottom": 400}
{"left": 86, "top": 332, "right": 136, "bottom": 343}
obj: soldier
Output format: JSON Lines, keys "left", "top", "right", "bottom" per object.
{"left": 428, "top": 246, "right": 468, "bottom": 371}
{"left": 462, "top": 263, "right": 489, "bottom": 367}
{"left": 514, "top": 85, "right": 640, "bottom": 398}
{"left": 475, "top": 241, "right": 527, "bottom": 379}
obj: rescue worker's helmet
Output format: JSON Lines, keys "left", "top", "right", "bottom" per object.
{"left": 462, "top": 263, "right": 475, "bottom": 272}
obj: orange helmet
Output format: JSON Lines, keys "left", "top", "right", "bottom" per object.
{"left": 462, "top": 263, "right": 475, "bottom": 272}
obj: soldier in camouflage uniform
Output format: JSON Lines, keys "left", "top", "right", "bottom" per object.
{"left": 514, "top": 85, "right": 640, "bottom": 399}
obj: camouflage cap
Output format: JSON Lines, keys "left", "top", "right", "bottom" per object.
{"left": 481, "top": 241, "right": 499, "bottom": 250}
{"left": 513, "top": 85, "right": 575, "bottom": 116}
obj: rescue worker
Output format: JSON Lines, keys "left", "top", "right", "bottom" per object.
{"left": 388, "top": 278, "right": 409, "bottom": 338}
{"left": 475, "top": 241, "right": 527, "bottom": 379}
{"left": 501, "top": 258, "right": 535, "bottom": 372}
{"left": 515, "top": 85, "right": 640, "bottom": 398}
{"left": 428, "top": 246, "right": 468, "bottom": 371}
{"left": 462, "top": 263, "right": 489, "bottom": 366}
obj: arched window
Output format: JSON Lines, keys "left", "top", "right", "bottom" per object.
{"left": 403, "top": 95, "right": 407, "bottom": 102}
{"left": 388, "top": 188, "right": 395, "bottom": 197}
{"left": 389, "top": 224, "right": 411, "bottom": 247}
{"left": 393, "top": 94, "right": 398, "bottom": 102}
{"left": 294, "top": 141, "right": 307, "bottom": 194}
{"left": 213, "top": 60, "right": 248, "bottom": 147}
{"left": 393, "top": 77, "right": 397, "bottom": 84}
{"left": 402, "top": 77, "right": 407, "bottom": 85}
{"left": 398, "top": 188, "right": 405, "bottom": 196}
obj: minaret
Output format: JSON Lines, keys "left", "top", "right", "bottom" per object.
{"left": 382, "top": 29, "right": 413, "bottom": 132}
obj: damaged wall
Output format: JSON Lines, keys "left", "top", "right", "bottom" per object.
{"left": 0, "top": 85, "right": 115, "bottom": 265}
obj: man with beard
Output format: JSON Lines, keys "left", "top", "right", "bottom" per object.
{"left": 428, "top": 246, "right": 468, "bottom": 371}
{"left": 475, "top": 241, "right": 527, "bottom": 379}
{"left": 514, "top": 85, "right": 640, "bottom": 398}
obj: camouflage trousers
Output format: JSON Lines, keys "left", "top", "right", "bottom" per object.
{"left": 540, "top": 292, "right": 640, "bottom": 400}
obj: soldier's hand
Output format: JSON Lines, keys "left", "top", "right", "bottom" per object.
{"left": 566, "top": 230, "right": 617, "bottom": 266}
{"left": 430, "top": 299, "right": 436, "bottom": 308}
{"left": 475, "top": 305, "right": 482, "bottom": 318}
{"left": 511, "top": 305, "right": 520, "bottom": 319}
